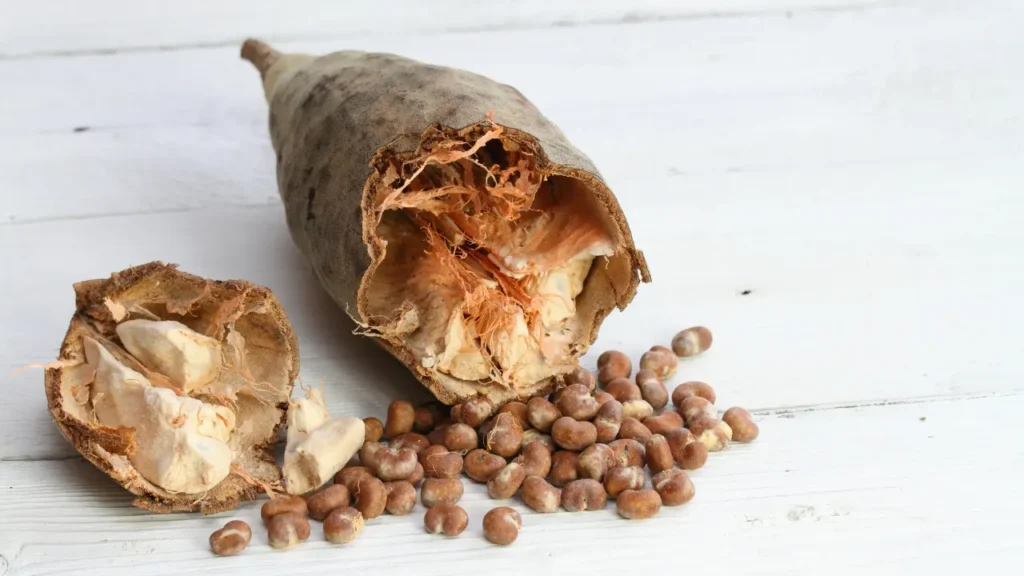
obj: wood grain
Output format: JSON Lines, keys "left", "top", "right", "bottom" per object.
{"left": 0, "top": 0, "right": 885, "bottom": 57}
{"left": 1, "top": 396, "right": 1019, "bottom": 575}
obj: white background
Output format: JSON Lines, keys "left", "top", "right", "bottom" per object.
{"left": 1, "top": 0, "right": 1022, "bottom": 574}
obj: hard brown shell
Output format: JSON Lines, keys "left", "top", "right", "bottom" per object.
{"left": 242, "top": 40, "right": 650, "bottom": 406}
{"left": 44, "top": 262, "right": 299, "bottom": 514}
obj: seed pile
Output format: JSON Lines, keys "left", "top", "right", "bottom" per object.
{"left": 211, "top": 326, "right": 759, "bottom": 555}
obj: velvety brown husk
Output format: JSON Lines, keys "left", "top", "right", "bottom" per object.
{"left": 44, "top": 262, "right": 299, "bottom": 513}
{"left": 242, "top": 40, "right": 649, "bottom": 405}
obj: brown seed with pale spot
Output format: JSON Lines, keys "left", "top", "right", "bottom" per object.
{"left": 334, "top": 466, "right": 375, "bottom": 492}
{"left": 689, "top": 418, "right": 732, "bottom": 452}
{"left": 564, "top": 366, "right": 596, "bottom": 391}
{"left": 267, "top": 512, "right": 310, "bottom": 550}
{"left": 353, "top": 478, "right": 387, "bottom": 519}
{"left": 391, "top": 432, "right": 430, "bottom": 457}
{"left": 384, "top": 481, "right": 416, "bottom": 515}
{"left": 261, "top": 495, "right": 307, "bottom": 525}
{"left": 561, "top": 479, "right": 607, "bottom": 511}
{"left": 515, "top": 441, "right": 552, "bottom": 478}
{"left": 653, "top": 468, "right": 695, "bottom": 506}
{"left": 551, "top": 417, "right": 597, "bottom": 451}
{"left": 675, "top": 435, "right": 707, "bottom": 470}
{"left": 487, "top": 462, "right": 527, "bottom": 499}
{"left": 463, "top": 449, "right": 506, "bottom": 483}
{"left": 665, "top": 428, "right": 697, "bottom": 466}
{"left": 527, "top": 396, "right": 561, "bottom": 432}
{"left": 324, "top": 507, "right": 364, "bottom": 543}
{"left": 597, "top": 351, "right": 631, "bottom": 385}
{"left": 643, "top": 412, "right": 683, "bottom": 435}
{"left": 521, "top": 476, "right": 561, "bottom": 513}
{"left": 423, "top": 449, "right": 464, "bottom": 479}
{"left": 594, "top": 391, "right": 615, "bottom": 406}
{"left": 672, "top": 381, "right": 717, "bottom": 406}
{"left": 556, "top": 384, "right": 600, "bottom": 421}
{"left": 671, "top": 326, "right": 713, "bottom": 357}
{"left": 604, "top": 377, "right": 642, "bottom": 402}
{"left": 306, "top": 484, "right": 351, "bottom": 521}
{"left": 617, "top": 417, "right": 652, "bottom": 444}
{"left": 603, "top": 466, "right": 645, "bottom": 499}
{"left": 640, "top": 347, "right": 677, "bottom": 378}
{"left": 451, "top": 397, "right": 492, "bottom": 428}
{"left": 424, "top": 504, "right": 468, "bottom": 536}
{"left": 210, "top": 520, "right": 251, "bottom": 556}
{"left": 645, "top": 434, "right": 674, "bottom": 474}
{"left": 679, "top": 396, "right": 717, "bottom": 426}
{"left": 486, "top": 413, "right": 524, "bottom": 458}
{"left": 608, "top": 438, "right": 646, "bottom": 468}
{"left": 622, "top": 399, "right": 654, "bottom": 421}
{"left": 578, "top": 443, "right": 614, "bottom": 481}
{"left": 548, "top": 451, "right": 580, "bottom": 487}
{"left": 635, "top": 369, "right": 668, "bottom": 410}
{"left": 498, "top": 401, "right": 529, "bottom": 427}
{"left": 723, "top": 407, "right": 760, "bottom": 442}
{"left": 420, "top": 444, "right": 447, "bottom": 464}
{"left": 594, "top": 399, "right": 623, "bottom": 443}
{"left": 483, "top": 507, "right": 521, "bottom": 546}
{"left": 616, "top": 489, "right": 662, "bottom": 519}
{"left": 521, "top": 430, "right": 555, "bottom": 453}
{"left": 443, "top": 423, "right": 478, "bottom": 454}
{"left": 421, "top": 478, "right": 464, "bottom": 507}
{"left": 372, "top": 446, "right": 418, "bottom": 481}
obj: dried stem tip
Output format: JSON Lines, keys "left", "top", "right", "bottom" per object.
{"left": 240, "top": 38, "right": 280, "bottom": 77}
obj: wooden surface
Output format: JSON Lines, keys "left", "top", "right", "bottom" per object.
{"left": 1, "top": 0, "right": 1022, "bottom": 574}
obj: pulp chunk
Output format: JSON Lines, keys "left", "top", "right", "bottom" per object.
{"left": 283, "top": 388, "right": 365, "bottom": 494}
{"left": 83, "top": 336, "right": 235, "bottom": 494}
{"left": 116, "top": 319, "right": 222, "bottom": 392}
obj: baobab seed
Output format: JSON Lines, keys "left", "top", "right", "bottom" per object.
{"left": 671, "top": 326, "right": 713, "bottom": 357}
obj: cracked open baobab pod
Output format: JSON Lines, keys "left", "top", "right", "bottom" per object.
{"left": 241, "top": 39, "right": 650, "bottom": 407}
{"left": 43, "top": 262, "right": 298, "bottom": 514}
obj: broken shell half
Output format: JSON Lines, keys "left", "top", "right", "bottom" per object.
{"left": 44, "top": 262, "right": 298, "bottom": 514}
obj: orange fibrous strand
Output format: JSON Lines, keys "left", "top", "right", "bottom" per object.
{"left": 377, "top": 124, "right": 505, "bottom": 217}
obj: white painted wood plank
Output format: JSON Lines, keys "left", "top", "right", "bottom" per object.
{"left": 0, "top": 126, "right": 279, "bottom": 225}
{"left": 2, "top": 197, "right": 1022, "bottom": 460}
{"left": 1, "top": 396, "right": 1020, "bottom": 575}
{"left": 2, "top": 0, "right": 1021, "bottom": 221}
{"left": 0, "top": 0, "right": 884, "bottom": 57}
